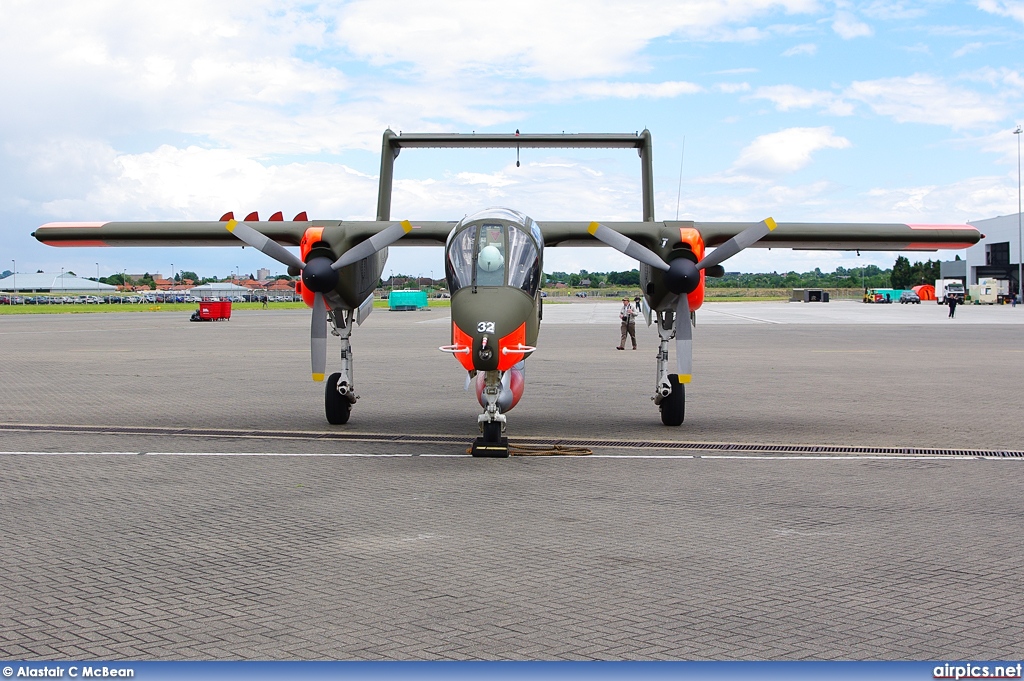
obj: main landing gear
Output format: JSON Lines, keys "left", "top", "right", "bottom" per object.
{"left": 325, "top": 308, "right": 358, "bottom": 425}
{"left": 472, "top": 370, "right": 509, "bottom": 457}
{"left": 654, "top": 308, "right": 685, "bottom": 426}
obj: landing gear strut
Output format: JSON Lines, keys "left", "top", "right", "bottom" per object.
{"left": 654, "top": 308, "right": 685, "bottom": 426}
{"left": 325, "top": 309, "right": 358, "bottom": 425}
{"left": 472, "top": 370, "right": 509, "bottom": 457}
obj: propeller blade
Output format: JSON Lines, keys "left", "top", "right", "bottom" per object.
{"left": 310, "top": 292, "right": 327, "bottom": 382}
{"left": 696, "top": 217, "right": 776, "bottom": 271}
{"left": 675, "top": 293, "right": 692, "bottom": 383}
{"left": 226, "top": 219, "right": 306, "bottom": 271}
{"left": 588, "top": 222, "right": 670, "bottom": 272}
{"left": 331, "top": 220, "right": 414, "bottom": 271}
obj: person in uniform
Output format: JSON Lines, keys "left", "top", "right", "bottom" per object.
{"left": 618, "top": 297, "right": 637, "bottom": 350}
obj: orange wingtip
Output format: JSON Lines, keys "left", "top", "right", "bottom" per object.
{"left": 46, "top": 240, "right": 109, "bottom": 247}
{"left": 906, "top": 242, "right": 976, "bottom": 250}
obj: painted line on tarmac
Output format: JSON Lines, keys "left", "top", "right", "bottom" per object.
{"left": 701, "top": 308, "right": 785, "bottom": 324}
{"left": 0, "top": 452, "right": 1011, "bottom": 461}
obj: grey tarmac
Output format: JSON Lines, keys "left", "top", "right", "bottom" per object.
{"left": 1, "top": 300, "right": 1022, "bottom": 660}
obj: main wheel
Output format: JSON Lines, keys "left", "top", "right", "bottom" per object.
{"left": 660, "top": 374, "right": 685, "bottom": 426}
{"left": 482, "top": 420, "right": 502, "bottom": 443}
{"left": 325, "top": 372, "right": 351, "bottom": 425}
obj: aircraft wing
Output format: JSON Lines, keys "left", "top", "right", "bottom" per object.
{"left": 32, "top": 220, "right": 456, "bottom": 248}
{"left": 34, "top": 218, "right": 981, "bottom": 252}
{"left": 539, "top": 221, "right": 981, "bottom": 251}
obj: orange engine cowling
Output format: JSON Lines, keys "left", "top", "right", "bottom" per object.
{"left": 474, "top": 364, "right": 525, "bottom": 412}
{"left": 295, "top": 226, "right": 324, "bottom": 307}
{"left": 679, "top": 227, "right": 706, "bottom": 312}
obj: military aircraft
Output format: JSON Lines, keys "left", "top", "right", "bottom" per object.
{"left": 33, "top": 130, "right": 981, "bottom": 455}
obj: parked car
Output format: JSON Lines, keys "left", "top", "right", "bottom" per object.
{"left": 899, "top": 291, "right": 921, "bottom": 304}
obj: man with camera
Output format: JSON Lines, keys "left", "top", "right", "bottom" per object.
{"left": 617, "top": 297, "right": 637, "bottom": 350}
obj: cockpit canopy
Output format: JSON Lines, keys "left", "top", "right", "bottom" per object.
{"left": 445, "top": 208, "right": 542, "bottom": 296}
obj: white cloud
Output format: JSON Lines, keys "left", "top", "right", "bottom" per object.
{"left": 39, "top": 145, "right": 381, "bottom": 222}
{"left": 714, "top": 82, "right": 752, "bottom": 93}
{"left": 750, "top": 85, "right": 855, "bottom": 115}
{"left": 953, "top": 41, "right": 986, "bottom": 57}
{"left": 861, "top": 1, "right": 929, "bottom": 20}
{"left": 333, "top": 0, "right": 820, "bottom": 80}
{"left": 564, "top": 81, "right": 704, "bottom": 99}
{"left": 782, "top": 42, "right": 818, "bottom": 56}
{"left": 976, "top": 0, "right": 1024, "bottom": 23}
{"left": 845, "top": 74, "right": 1007, "bottom": 129}
{"left": 832, "top": 11, "right": 874, "bottom": 38}
{"left": 863, "top": 175, "right": 1020, "bottom": 220}
{"left": 753, "top": 75, "right": 1012, "bottom": 130}
{"left": 730, "top": 127, "right": 852, "bottom": 177}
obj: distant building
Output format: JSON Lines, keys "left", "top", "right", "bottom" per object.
{"left": 0, "top": 272, "right": 116, "bottom": 293}
{"left": 188, "top": 283, "right": 251, "bottom": 298}
{"left": 964, "top": 213, "right": 1023, "bottom": 295}
{"left": 256, "top": 268, "right": 270, "bottom": 281}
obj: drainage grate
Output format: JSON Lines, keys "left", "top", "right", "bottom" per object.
{"left": 1, "top": 423, "right": 1021, "bottom": 457}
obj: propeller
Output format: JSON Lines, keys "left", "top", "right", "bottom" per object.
{"left": 226, "top": 218, "right": 414, "bottom": 380}
{"left": 588, "top": 218, "right": 777, "bottom": 381}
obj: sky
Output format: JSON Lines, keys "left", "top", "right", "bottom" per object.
{"left": 1, "top": 0, "right": 1022, "bottom": 281}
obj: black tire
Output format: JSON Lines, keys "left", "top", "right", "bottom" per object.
{"left": 660, "top": 374, "right": 685, "bottom": 426}
{"left": 325, "top": 372, "right": 351, "bottom": 425}
{"left": 482, "top": 420, "right": 502, "bottom": 443}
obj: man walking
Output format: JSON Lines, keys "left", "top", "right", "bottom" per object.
{"left": 948, "top": 294, "right": 958, "bottom": 318}
{"left": 618, "top": 297, "right": 637, "bottom": 350}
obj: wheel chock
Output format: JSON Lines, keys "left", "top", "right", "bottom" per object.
{"left": 471, "top": 437, "right": 510, "bottom": 458}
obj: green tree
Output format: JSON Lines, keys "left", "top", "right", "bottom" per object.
{"left": 891, "top": 256, "right": 912, "bottom": 288}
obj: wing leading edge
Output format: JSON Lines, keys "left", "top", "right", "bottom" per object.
{"left": 33, "top": 220, "right": 456, "bottom": 248}
{"left": 539, "top": 221, "right": 981, "bottom": 251}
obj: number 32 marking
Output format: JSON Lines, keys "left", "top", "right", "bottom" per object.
{"left": 477, "top": 321, "right": 495, "bottom": 333}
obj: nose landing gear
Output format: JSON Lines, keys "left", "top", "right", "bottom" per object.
{"left": 472, "top": 371, "right": 509, "bottom": 457}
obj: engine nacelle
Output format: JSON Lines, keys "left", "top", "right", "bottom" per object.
{"left": 475, "top": 363, "right": 525, "bottom": 412}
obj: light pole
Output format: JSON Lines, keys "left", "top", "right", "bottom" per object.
{"left": 60, "top": 267, "right": 64, "bottom": 300}
{"left": 10, "top": 259, "right": 14, "bottom": 305}
{"left": 1015, "top": 125, "right": 1021, "bottom": 303}
{"left": 96, "top": 262, "right": 100, "bottom": 302}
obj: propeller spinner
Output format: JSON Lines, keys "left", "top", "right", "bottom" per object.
{"left": 588, "top": 218, "right": 777, "bottom": 381}
{"left": 226, "top": 218, "right": 413, "bottom": 381}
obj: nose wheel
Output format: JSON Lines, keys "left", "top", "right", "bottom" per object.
{"left": 325, "top": 372, "right": 353, "bottom": 424}
{"left": 659, "top": 374, "right": 685, "bottom": 426}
